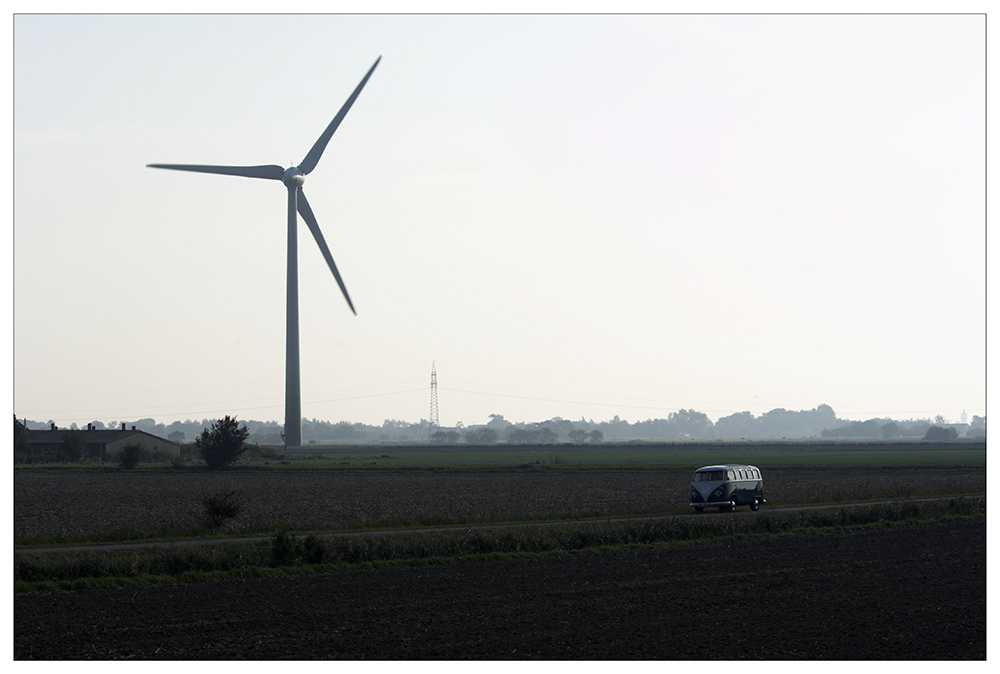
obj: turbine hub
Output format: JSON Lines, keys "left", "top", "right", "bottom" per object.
{"left": 282, "top": 167, "right": 305, "bottom": 188}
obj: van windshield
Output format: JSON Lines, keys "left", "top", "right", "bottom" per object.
{"left": 694, "top": 470, "right": 724, "bottom": 482}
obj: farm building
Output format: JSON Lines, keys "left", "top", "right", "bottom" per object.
{"left": 19, "top": 422, "right": 182, "bottom": 461}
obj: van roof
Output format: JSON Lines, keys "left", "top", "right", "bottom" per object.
{"left": 695, "top": 464, "right": 759, "bottom": 472}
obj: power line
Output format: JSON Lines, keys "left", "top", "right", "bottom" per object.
{"left": 15, "top": 361, "right": 431, "bottom": 400}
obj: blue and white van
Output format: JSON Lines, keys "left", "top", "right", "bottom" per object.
{"left": 690, "top": 464, "right": 765, "bottom": 513}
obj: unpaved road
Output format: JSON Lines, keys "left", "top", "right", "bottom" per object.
{"left": 12, "top": 495, "right": 978, "bottom": 555}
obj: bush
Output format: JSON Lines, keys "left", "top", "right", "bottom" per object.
{"left": 270, "top": 532, "right": 327, "bottom": 566}
{"left": 270, "top": 531, "right": 297, "bottom": 566}
{"left": 301, "top": 535, "right": 326, "bottom": 564}
{"left": 60, "top": 430, "right": 86, "bottom": 462}
{"left": 194, "top": 415, "right": 250, "bottom": 470}
{"left": 924, "top": 426, "right": 959, "bottom": 441}
{"left": 118, "top": 443, "right": 145, "bottom": 470}
{"left": 202, "top": 490, "right": 242, "bottom": 528}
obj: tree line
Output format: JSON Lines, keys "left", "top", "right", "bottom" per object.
{"left": 17, "top": 403, "right": 985, "bottom": 445}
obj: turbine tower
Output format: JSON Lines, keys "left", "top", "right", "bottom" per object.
{"left": 148, "top": 57, "right": 381, "bottom": 448}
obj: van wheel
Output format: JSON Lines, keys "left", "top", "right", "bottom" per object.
{"left": 750, "top": 498, "right": 760, "bottom": 511}
{"left": 725, "top": 499, "right": 737, "bottom": 512}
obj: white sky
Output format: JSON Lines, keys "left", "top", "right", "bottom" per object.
{"left": 10, "top": 6, "right": 988, "bottom": 428}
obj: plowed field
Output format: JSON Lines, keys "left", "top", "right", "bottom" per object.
{"left": 14, "top": 521, "right": 986, "bottom": 659}
{"left": 13, "top": 468, "right": 984, "bottom": 541}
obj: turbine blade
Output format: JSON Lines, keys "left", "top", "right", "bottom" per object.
{"left": 297, "top": 189, "right": 357, "bottom": 315}
{"left": 146, "top": 163, "right": 285, "bottom": 180}
{"left": 298, "top": 56, "right": 381, "bottom": 176}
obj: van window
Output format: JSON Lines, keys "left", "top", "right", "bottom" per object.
{"left": 727, "top": 470, "right": 735, "bottom": 480}
{"left": 695, "top": 470, "right": 724, "bottom": 482}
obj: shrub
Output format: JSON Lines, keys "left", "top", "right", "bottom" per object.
{"left": 202, "top": 490, "right": 242, "bottom": 528}
{"left": 60, "top": 430, "right": 86, "bottom": 462}
{"left": 301, "top": 535, "right": 326, "bottom": 564}
{"left": 270, "top": 532, "right": 327, "bottom": 566}
{"left": 118, "top": 443, "right": 145, "bottom": 470}
{"left": 924, "top": 426, "right": 959, "bottom": 441}
{"left": 270, "top": 531, "right": 297, "bottom": 566}
{"left": 194, "top": 415, "right": 250, "bottom": 470}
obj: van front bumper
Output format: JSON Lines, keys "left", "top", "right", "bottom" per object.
{"left": 689, "top": 498, "right": 766, "bottom": 508}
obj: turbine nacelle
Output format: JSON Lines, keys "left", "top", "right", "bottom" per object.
{"left": 282, "top": 167, "right": 305, "bottom": 188}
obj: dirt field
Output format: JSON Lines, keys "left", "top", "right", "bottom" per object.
{"left": 14, "top": 520, "right": 986, "bottom": 660}
{"left": 13, "top": 468, "right": 985, "bottom": 541}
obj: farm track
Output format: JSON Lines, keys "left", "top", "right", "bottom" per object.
{"left": 13, "top": 468, "right": 985, "bottom": 545}
{"left": 12, "top": 494, "right": 984, "bottom": 555}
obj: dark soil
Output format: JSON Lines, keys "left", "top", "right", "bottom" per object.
{"left": 14, "top": 468, "right": 985, "bottom": 541}
{"left": 14, "top": 521, "right": 986, "bottom": 660}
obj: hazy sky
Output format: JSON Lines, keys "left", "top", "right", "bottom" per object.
{"left": 12, "top": 10, "right": 987, "bottom": 429}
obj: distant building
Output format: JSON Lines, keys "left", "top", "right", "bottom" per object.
{"left": 19, "top": 421, "right": 181, "bottom": 461}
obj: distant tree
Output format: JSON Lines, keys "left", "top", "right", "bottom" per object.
{"left": 61, "top": 430, "right": 86, "bottom": 462}
{"left": 822, "top": 419, "right": 885, "bottom": 438}
{"left": 465, "top": 427, "right": 498, "bottom": 444}
{"left": 487, "top": 414, "right": 512, "bottom": 431}
{"left": 597, "top": 415, "right": 630, "bottom": 441}
{"left": 924, "top": 426, "right": 958, "bottom": 441}
{"left": 967, "top": 415, "right": 986, "bottom": 438}
{"left": 715, "top": 411, "right": 758, "bottom": 439}
{"left": 430, "top": 430, "right": 460, "bottom": 443}
{"left": 899, "top": 419, "right": 932, "bottom": 438}
{"left": 568, "top": 428, "right": 603, "bottom": 443}
{"left": 543, "top": 417, "right": 575, "bottom": 440}
{"left": 506, "top": 426, "right": 557, "bottom": 445}
{"left": 168, "top": 431, "right": 185, "bottom": 443}
{"left": 325, "top": 420, "right": 361, "bottom": 441}
{"left": 880, "top": 421, "right": 899, "bottom": 439}
{"left": 118, "top": 443, "right": 145, "bottom": 470}
{"left": 195, "top": 415, "right": 250, "bottom": 470}
{"left": 934, "top": 415, "right": 947, "bottom": 425}
{"left": 667, "top": 409, "right": 714, "bottom": 438}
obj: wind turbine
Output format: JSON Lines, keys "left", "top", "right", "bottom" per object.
{"left": 148, "top": 56, "right": 381, "bottom": 448}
